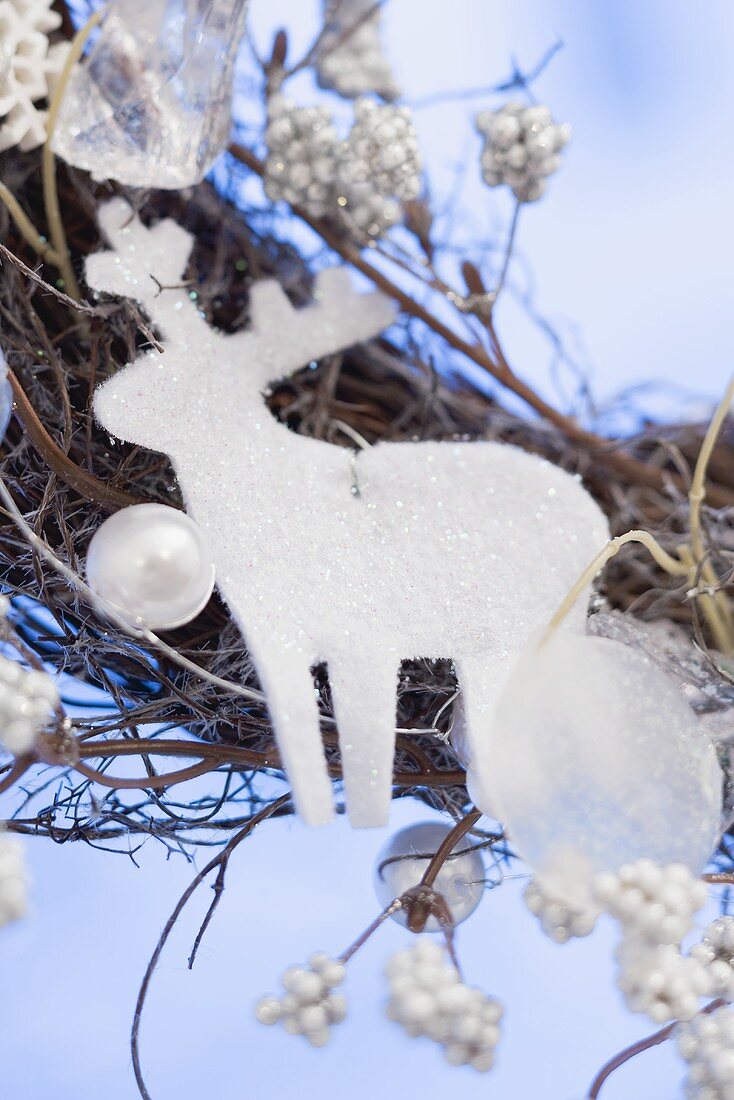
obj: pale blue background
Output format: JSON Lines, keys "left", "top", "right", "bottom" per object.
{"left": 2, "top": 3, "right": 734, "bottom": 1098}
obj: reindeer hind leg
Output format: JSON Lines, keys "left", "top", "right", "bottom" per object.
{"left": 250, "top": 644, "right": 334, "bottom": 826}
{"left": 327, "top": 653, "right": 400, "bottom": 828}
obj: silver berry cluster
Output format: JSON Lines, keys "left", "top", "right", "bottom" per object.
{"left": 677, "top": 1006, "right": 734, "bottom": 1099}
{"left": 475, "top": 102, "right": 570, "bottom": 203}
{"left": 691, "top": 918, "right": 734, "bottom": 1000}
{"left": 386, "top": 939, "right": 503, "bottom": 1072}
{"left": 524, "top": 877, "right": 600, "bottom": 943}
{"left": 263, "top": 95, "right": 422, "bottom": 240}
{"left": 0, "top": 832, "right": 28, "bottom": 928}
{"left": 316, "top": 0, "right": 400, "bottom": 101}
{"left": 263, "top": 95, "right": 339, "bottom": 218}
{"left": 335, "top": 97, "right": 422, "bottom": 239}
{"left": 0, "top": 653, "right": 58, "bottom": 756}
{"left": 594, "top": 861, "right": 710, "bottom": 1024}
{"left": 255, "top": 953, "right": 347, "bottom": 1047}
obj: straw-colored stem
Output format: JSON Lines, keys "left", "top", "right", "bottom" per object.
{"left": 675, "top": 372, "right": 734, "bottom": 652}
{"left": 678, "top": 543, "right": 734, "bottom": 654}
{"left": 41, "top": 7, "right": 105, "bottom": 302}
{"left": 689, "top": 373, "right": 734, "bottom": 563}
{"left": 541, "top": 529, "right": 688, "bottom": 645}
{"left": 0, "top": 183, "right": 61, "bottom": 265}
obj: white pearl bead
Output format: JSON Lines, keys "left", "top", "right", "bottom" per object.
{"left": 373, "top": 821, "right": 485, "bottom": 930}
{"left": 86, "top": 503, "right": 216, "bottom": 631}
{"left": 254, "top": 996, "right": 282, "bottom": 1025}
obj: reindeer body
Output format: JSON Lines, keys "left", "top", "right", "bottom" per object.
{"left": 89, "top": 201, "right": 609, "bottom": 827}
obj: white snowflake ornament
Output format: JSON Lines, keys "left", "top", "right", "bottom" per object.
{"left": 87, "top": 199, "right": 608, "bottom": 827}
{"left": 0, "top": 0, "right": 68, "bottom": 153}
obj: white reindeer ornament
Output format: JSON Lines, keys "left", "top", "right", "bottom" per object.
{"left": 89, "top": 200, "right": 608, "bottom": 827}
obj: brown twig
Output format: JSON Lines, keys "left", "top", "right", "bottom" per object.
{"left": 73, "top": 735, "right": 467, "bottom": 790}
{"left": 587, "top": 999, "right": 726, "bottom": 1098}
{"left": 7, "top": 368, "right": 142, "bottom": 509}
{"left": 131, "top": 794, "right": 290, "bottom": 1100}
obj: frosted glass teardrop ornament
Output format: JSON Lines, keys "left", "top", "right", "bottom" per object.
{"left": 52, "top": 0, "right": 249, "bottom": 188}
{"left": 483, "top": 632, "right": 722, "bottom": 904}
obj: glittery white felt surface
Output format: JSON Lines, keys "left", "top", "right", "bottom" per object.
{"left": 88, "top": 200, "right": 609, "bottom": 827}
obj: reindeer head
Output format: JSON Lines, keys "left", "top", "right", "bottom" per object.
{"left": 88, "top": 200, "right": 396, "bottom": 456}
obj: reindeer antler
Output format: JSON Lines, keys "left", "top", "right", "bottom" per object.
{"left": 86, "top": 199, "right": 194, "bottom": 305}
{"left": 89, "top": 200, "right": 396, "bottom": 453}
{"left": 242, "top": 265, "right": 396, "bottom": 385}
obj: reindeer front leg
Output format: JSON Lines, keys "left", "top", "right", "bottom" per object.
{"left": 327, "top": 653, "right": 400, "bottom": 828}
{"left": 248, "top": 640, "right": 334, "bottom": 826}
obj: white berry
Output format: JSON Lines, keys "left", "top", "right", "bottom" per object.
{"left": 386, "top": 939, "right": 502, "bottom": 1072}
{"left": 0, "top": 831, "right": 28, "bottom": 928}
{"left": 0, "top": 655, "right": 58, "bottom": 756}
{"left": 254, "top": 953, "right": 347, "bottom": 1046}
{"left": 677, "top": 1006, "right": 734, "bottom": 1099}
{"left": 593, "top": 860, "right": 707, "bottom": 948}
{"left": 524, "top": 876, "right": 600, "bottom": 943}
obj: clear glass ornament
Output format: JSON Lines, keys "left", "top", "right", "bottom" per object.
{"left": 373, "top": 821, "right": 486, "bottom": 930}
{"left": 52, "top": 0, "right": 249, "bottom": 188}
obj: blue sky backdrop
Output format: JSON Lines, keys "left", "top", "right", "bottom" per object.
{"left": 2, "top": 3, "right": 734, "bottom": 1098}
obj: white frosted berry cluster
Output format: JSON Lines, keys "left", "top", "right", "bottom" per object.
{"left": 0, "top": 832, "right": 28, "bottom": 928}
{"left": 255, "top": 953, "right": 347, "bottom": 1047}
{"left": 316, "top": 0, "right": 400, "bottom": 101}
{"left": 594, "top": 861, "right": 708, "bottom": 946}
{"left": 691, "top": 918, "right": 734, "bottom": 1000}
{"left": 615, "top": 938, "right": 713, "bottom": 1024}
{"left": 524, "top": 877, "right": 600, "bottom": 943}
{"left": 263, "top": 95, "right": 422, "bottom": 240}
{"left": 335, "top": 98, "right": 421, "bottom": 238}
{"left": 0, "top": 653, "right": 58, "bottom": 756}
{"left": 0, "top": 0, "right": 70, "bottom": 152}
{"left": 677, "top": 1006, "right": 734, "bottom": 1099}
{"left": 595, "top": 861, "right": 710, "bottom": 1024}
{"left": 386, "top": 939, "right": 503, "bottom": 1072}
{"left": 475, "top": 102, "right": 570, "bottom": 203}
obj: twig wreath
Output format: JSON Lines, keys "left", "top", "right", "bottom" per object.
{"left": 1, "top": 2, "right": 734, "bottom": 1097}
